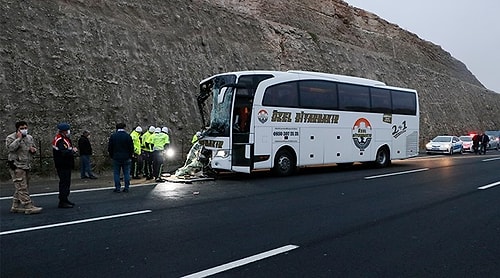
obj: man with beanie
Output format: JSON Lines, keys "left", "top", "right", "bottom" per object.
{"left": 6, "top": 120, "right": 43, "bottom": 214}
{"left": 53, "top": 122, "right": 78, "bottom": 208}
{"left": 108, "top": 123, "right": 134, "bottom": 192}
{"left": 130, "top": 126, "right": 143, "bottom": 179}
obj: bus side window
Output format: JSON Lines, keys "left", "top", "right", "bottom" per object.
{"left": 263, "top": 82, "right": 299, "bottom": 107}
{"left": 392, "top": 90, "right": 416, "bottom": 115}
{"left": 338, "top": 83, "right": 370, "bottom": 112}
{"left": 371, "top": 88, "right": 392, "bottom": 114}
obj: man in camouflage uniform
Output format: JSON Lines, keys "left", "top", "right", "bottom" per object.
{"left": 5, "top": 121, "right": 42, "bottom": 214}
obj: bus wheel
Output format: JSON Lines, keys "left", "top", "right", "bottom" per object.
{"left": 273, "top": 149, "right": 295, "bottom": 176}
{"left": 374, "top": 147, "right": 390, "bottom": 168}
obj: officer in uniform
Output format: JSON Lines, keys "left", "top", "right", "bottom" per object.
{"left": 52, "top": 123, "right": 78, "bottom": 208}
{"left": 130, "top": 126, "right": 143, "bottom": 179}
{"left": 151, "top": 127, "right": 170, "bottom": 182}
{"left": 140, "top": 126, "right": 155, "bottom": 179}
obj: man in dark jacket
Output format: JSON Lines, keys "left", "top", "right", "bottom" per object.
{"left": 53, "top": 123, "right": 78, "bottom": 208}
{"left": 480, "top": 132, "right": 490, "bottom": 155}
{"left": 108, "top": 123, "right": 134, "bottom": 192}
{"left": 78, "top": 130, "right": 97, "bottom": 179}
{"left": 472, "top": 134, "right": 480, "bottom": 154}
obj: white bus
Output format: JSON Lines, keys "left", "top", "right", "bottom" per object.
{"left": 197, "top": 70, "right": 419, "bottom": 176}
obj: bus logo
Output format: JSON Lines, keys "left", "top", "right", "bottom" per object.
{"left": 352, "top": 118, "right": 372, "bottom": 151}
{"left": 258, "top": 109, "right": 269, "bottom": 123}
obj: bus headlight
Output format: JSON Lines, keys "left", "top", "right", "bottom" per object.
{"left": 215, "top": 150, "right": 229, "bottom": 158}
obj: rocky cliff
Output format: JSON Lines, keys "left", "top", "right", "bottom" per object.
{"left": 1, "top": 0, "right": 499, "bottom": 177}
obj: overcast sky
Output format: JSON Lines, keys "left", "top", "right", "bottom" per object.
{"left": 344, "top": 0, "right": 500, "bottom": 93}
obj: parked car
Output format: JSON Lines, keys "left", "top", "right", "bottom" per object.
{"left": 486, "top": 135, "right": 499, "bottom": 150}
{"left": 485, "top": 130, "right": 500, "bottom": 138}
{"left": 459, "top": 135, "right": 474, "bottom": 152}
{"left": 426, "top": 135, "right": 463, "bottom": 155}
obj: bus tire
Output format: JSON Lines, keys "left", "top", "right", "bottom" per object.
{"left": 374, "top": 147, "right": 390, "bottom": 168}
{"left": 273, "top": 149, "right": 296, "bottom": 176}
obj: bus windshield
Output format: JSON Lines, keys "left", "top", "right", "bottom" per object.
{"left": 205, "top": 74, "right": 237, "bottom": 137}
{"left": 199, "top": 73, "right": 274, "bottom": 137}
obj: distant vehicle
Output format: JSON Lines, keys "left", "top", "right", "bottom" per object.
{"left": 459, "top": 135, "right": 474, "bottom": 152}
{"left": 485, "top": 130, "right": 500, "bottom": 138}
{"left": 486, "top": 135, "right": 499, "bottom": 150}
{"left": 425, "top": 135, "right": 463, "bottom": 155}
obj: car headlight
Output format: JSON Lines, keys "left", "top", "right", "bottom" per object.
{"left": 444, "top": 143, "right": 451, "bottom": 148}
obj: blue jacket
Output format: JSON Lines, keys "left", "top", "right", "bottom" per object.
{"left": 108, "top": 129, "right": 134, "bottom": 162}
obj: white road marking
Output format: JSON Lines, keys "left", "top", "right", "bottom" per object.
{"left": 181, "top": 245, "right": 299, "bottom": 278}
{"left": 478, "top": 181, "right": 500, "bottom": 190}
{"left": 0, "top": 210, "right": 152, "bottom": 236}
{"left": 0, "top": 183, "right": 154, "bottom": 201}
{"left": 482, "top": 157, "right": 500, "bottom": 162}
{"left": 364, "top": 168, "right": 429, "bottom": 180}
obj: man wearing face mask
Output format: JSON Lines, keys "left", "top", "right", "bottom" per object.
{"left": 5, "top": 121, "right": 43, "bottom": 214}
{"left": 52, "top": 123, "right": 78, "bottom": 208}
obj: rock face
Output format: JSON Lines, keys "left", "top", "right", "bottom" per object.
{"left": 1, "top": 0, "right": 499, "bottom": 177}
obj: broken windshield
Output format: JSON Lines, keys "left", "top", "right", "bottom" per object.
{"left": 206, "top": 74, "right": 236, "bottom": 137}
{"left": 198, "top": 73, "right": 274, "bottom": 137}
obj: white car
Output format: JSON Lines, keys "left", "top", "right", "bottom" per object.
{"left": 459, "top": 135, "right": 474, "bottom": 152}
{"left": 426, "top": 135, "right": 463, "bottom": 155}
{"left": 486, "top": 135, "right": 500, "bottom": 151}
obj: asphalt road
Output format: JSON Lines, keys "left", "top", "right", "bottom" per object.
{"left": 1, "top": 151, "right": 500, "bottom": 277}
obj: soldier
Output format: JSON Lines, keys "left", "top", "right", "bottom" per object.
{"left": 5, "top": 121, "right": 43, "bottom": 214}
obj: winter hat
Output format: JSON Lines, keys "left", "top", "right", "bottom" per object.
{"left": 57, "top": 123, "right": 70, "bottom": 131}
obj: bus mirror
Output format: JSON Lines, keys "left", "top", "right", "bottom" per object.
{"left": 218, "top": 87, "right": 228, "bottom": 104}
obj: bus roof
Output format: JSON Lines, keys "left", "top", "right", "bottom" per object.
{"left": 199, "top": 70, "right": 416, "bottom": 93}
{"left": 287, "top": 70, "right": 386, "bottom": 87}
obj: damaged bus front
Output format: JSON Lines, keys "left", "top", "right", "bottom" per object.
{"left": 197, "top": 72, "right": 274, "bottom": 173}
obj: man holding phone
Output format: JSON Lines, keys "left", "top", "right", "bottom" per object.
{"left": 5, "top": 121, "right": 42, "bottom": 214}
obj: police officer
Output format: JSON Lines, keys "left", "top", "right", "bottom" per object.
{"left": 151, "top": 127, "right": 170, "bottom": 182}
{"left": 53, "top": 123, "right": 78, "bottom": 208}
{"left": 130, "top": 126, "right": 143, "bottom": 179}
{"left": 140, "top": 126, "right": 155, "bottom": 180}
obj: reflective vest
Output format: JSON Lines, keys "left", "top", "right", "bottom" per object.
{"left": 141, "top": 131, "right": 154, "bottom": 152}
{"left": 191, "top": 134, "right": 199, "bottom": 144}
{"left": 130, "top": 130, "right": 142, "bottom": 155}
{"left": 152, "top": 132, "right": 169, "bottom": 151}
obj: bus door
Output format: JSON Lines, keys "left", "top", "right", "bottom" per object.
{"left": 231, "top": 93, "right": 253, "bottom": 173}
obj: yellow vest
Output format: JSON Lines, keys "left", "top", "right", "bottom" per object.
{"left": 130, "top": 130, "right": 142, "bottom": 155}
{"left": 141, "top": 131, "right": 154, "bottom": 152}
{"left": 152, "top": 132, "right": 169, "bottom": 151}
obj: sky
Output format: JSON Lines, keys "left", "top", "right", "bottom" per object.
{"left": 344, "top": 0, "right": 500, "bottom": 93}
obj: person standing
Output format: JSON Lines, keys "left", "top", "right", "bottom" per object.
{"left": 151, "top": 127, "right": 170, "bottom": 182}
{"left": 130, "top": 126, "right": 143, "bottom": 179}
{"left": 53, "top": 123, "right": 78, "bottom": 208}
{"left": 472, "top": 134, "right": 480, "bottom": 154}
{"left": 480, "top": 132, "right": 490, "bottom": 155}
{"left": 108, "top": 123, "right": 134, "bottom": 192}
{"left": 5, "top": 121, "right": 43, "bottom": 214}
{"left": 191, "top": 131, "right": 202, "bottom": 144}
{"left": 78, "top": 130, "right": 97, "bottom": 179}
{"left": 140, "top": 126, "right": 155, "bottom": 180}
